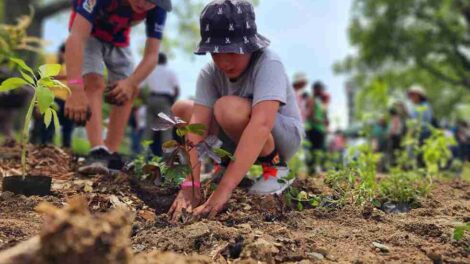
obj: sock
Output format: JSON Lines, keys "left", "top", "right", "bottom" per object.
{"left": 257, "top": 148, "right": 286, "bottom": 166}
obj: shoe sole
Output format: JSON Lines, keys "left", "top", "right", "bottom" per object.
{"left": 248, "top": 179, "right": 294, "bottom": 196}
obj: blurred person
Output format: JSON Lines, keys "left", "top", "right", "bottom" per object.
{"left": 292, "top": 72, "right": 309, "bottom": 122}
{"left": 129, "top": 104, "right": 147, "bottom": 155}
{"left": 387, "top": 102, "right": 407, "bottom": 165}
{"left": 64, "top": 0, "right": 172, "bottom": 174}
{"left": 456, "top": 120, "right": 470, "bottom": 162}
{"left": 169, "top": 0, "right": 304, "bottom": 219}
{"left": 407, "top": 85, "right": 433, "bottom": 142}
{"left": 140, "top": 52, "right": 179, "bottom": 156}
{"left": 305, "top": 81, "right": 328, "bottom": 173}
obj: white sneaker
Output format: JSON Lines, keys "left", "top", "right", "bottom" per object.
{"left": 248, "top": 165, "right": 293, "bottom": 195}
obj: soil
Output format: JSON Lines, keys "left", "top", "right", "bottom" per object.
{"left": 1, "top": 145, "right": 470, "bottom": 263}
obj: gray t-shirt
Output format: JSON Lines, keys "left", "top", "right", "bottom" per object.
{"left": 195, "top": 48, "right": 304, "bottom": 137}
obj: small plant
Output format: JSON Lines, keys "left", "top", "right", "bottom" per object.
{"left": 134, "top": 112, "right": 233, "bottom": 189}
{"left": 0, "top": 58, "right": 68, "bottom": 177}
{"left": 325, "top": 142, "right": 380, "bottom": 206}
{"left": 284, "top": 187, "right": 320, "bottom": 211}
{"left": 453, "top": 222, "right": 470, "bottom": 241}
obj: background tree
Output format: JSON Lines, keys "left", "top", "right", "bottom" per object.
{"left": 336, "top": 0, "right": 470, "bottom": 121}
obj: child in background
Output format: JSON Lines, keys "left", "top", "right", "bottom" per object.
{"left": 169, "top": 0, "right": 304, "bottom": 220}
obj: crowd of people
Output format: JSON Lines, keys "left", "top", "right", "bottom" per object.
{"left": 0, "top": 0, "right": 469, "bottom": 218}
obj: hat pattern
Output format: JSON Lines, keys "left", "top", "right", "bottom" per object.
{"left": 195, "top": 0, "right": 270, "bottom": 55}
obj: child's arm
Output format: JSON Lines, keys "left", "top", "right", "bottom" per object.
{"left": 193, "top": 100, "right": 280, "bottom": 217}
{"left": 64, "top": 14, "right": 92, "bottom": 123}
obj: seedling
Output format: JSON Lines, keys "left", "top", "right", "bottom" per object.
{"left": 454, "top": 222, "right": 470, "bottom": 241}
{"left": 132, "top": 112, "right": 233, "bottom": 192}
{"left": 0, "top": 58, "right": 68, "bottom": 195}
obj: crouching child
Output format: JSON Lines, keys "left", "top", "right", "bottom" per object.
{"left": 169, "top": 0, "right": 304, "bottom": 220}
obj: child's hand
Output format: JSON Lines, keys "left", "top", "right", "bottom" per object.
{"left": 193, "top": 186, "right": 233, "bottom": 219}
{"left": 168, "top": 187, "right": 201, "bottom": 222}
{"left": 107, "top": 79, "right": 136, "bottom": 105}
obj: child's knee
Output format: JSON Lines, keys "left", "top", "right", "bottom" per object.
{"left": 84, "top": 73, "right": 106, "bottom": 92}
{"left": 214, "top": 96, "right": 251, "bottom": 126}
{"left": 171, "top": 100, "right": 193, "bottom": 122}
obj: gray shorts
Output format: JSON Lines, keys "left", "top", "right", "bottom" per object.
{"left": 82, "top": 37, "right": 135, "bottom": 85}
{"left": 219, "top": 113, "right": 303, "bottom": 162}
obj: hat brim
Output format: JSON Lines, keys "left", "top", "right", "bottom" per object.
{"left": 147, "top": 0, "right": 172, "bottom": 12}
{"left": 194, "top": 33, "right": 270, "bottom": 55}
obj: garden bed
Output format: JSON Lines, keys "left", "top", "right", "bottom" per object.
{"left": 1, "top": 145, "right": 470, "bottom": 263}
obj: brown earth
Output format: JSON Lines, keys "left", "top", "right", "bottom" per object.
{"left": 1, "top": 145, "right": 470, "bottom": 263}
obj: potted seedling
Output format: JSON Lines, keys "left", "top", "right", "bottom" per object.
{"left": 128, "top": 112, "right": 233, "bottom": 214}
{"left": 1, "top": 57, "right": 69, "bottom": 196}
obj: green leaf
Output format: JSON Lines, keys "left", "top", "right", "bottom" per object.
{"left": 44, "top": 108, "right": 52, "bottom": 128}
{"left": 10, "top": 57, "right": 34, "bottom": 75}
{"left": 20, "top": 69, "right": 35, "bottom": 85}
{"left": 39, "top": 64, "right": 61, "bottom": 78}
{"left": 36, "top": 86, "right": 55, "bottom": 114}
{"left": 213, "top": 148, "right": 235, "bottom": 160}
{"left": 176, "top": 127, "right": 189, "bottom": 137}
{"left": 165, "top": 164, "right": 191, "bottom": 184}
{"left": 52, "top": 80, "right": 71, "bottom": 95}
{"left": 297, "top": 202, "right": 303, "bottom": 211}
{"left": 51, "top": 108, "right": 60, "bottom": 134}
{"left": 187, "top": 123, "right": 206, "bottom": 136}
{"left": 0, "top": 77, "right": 28, "bottom": 92}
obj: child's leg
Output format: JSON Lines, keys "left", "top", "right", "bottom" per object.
{"left": 171, "top": 99, "right": 194, "bottom": 122}
{"left": 84, "top": 73, "right": 106, "bottom": 148}
{"left": 105, "top": 94, "right": 136, "bottom": 152}
{"left": 213, "top": 96, "right": 275, "bottom": 157}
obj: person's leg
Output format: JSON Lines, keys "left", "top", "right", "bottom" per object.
{"left": 56, "top": 99, "right": 75, "bottom": 148}
{"left": 213, "top": 96, "right": 274, "bottom": 157}
{"left": 103, "top": 44, "right": 135, "bottom": 153}
{"left": 84, "top": 73, "right": 106, "bottom": 148}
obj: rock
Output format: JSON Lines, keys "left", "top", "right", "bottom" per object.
{"left": 372, "top": 242, "right": 390, "bottom": 253}
{"left": 241, "top": 238, "right": 279, "bottom": 264}
{"left": 307, "top": 252, "right": 325, "bottom": 260}
{"left": 312, "top": 248, "right": 328, "bottom": 257}
{"left": 0, "top": 191, "right": 14, "bottom": 200}
{"left": 426, "top": 252, "right": 442, "bottom": 264}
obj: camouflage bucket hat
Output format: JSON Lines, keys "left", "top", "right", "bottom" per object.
{"left": 195, "top": 0, "right": 270, "bottom": 55}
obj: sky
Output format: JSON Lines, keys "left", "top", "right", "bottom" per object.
{"left": 44, "top": 0, "right": 355, "bottom": 128}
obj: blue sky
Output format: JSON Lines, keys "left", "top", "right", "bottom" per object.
{"left": 44, "top": 0, "right": 354, "bottom": 128}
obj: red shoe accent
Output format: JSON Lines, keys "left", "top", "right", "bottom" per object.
{"left": 262, "top": 164, "right": 278, "bottom": 181}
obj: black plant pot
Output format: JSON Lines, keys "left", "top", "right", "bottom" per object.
{"left": 2, "top": 175, "right": 52, "bottom": 196}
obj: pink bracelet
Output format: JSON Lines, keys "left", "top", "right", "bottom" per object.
{"left": 181, "top": 180, "right": 201, "bottom": 189}
{"left": 67, "top": 79, "right": 84, "bottom": 85}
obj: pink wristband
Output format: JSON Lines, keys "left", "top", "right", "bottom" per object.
{"left": 67, "top": 79, "right": 84, "bottom": 85}
{"left": 181, "top": 180, "right": 201, "bottom": 189}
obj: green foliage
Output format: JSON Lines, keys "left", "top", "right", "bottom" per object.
{"left": 421, "top": 128, "right": 456, "bottom": 176}
{"left": 454, "top": 222, "right": 470, "bottom": 241}
{"left": 0, "top": 58, "right": 67, "bottom": 176}
{"left": 325, "top": 142, "right": 380, "bottom": 206}
{"left": 378, "top": 168, "right": 429, "bottom": 205}
{"left": 131, "top": 115, "right": 233, "bottom": 189}
{"left": 284, "top": 188, "right": 320, "bottom": 211}
{"left": 337, "top": 0, "right": 470, "bottom": 120}
{"left": 0, "top": 11, "right": 44, "bottom": 63}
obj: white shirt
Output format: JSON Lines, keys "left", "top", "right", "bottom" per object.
{"left": 141, "top": 65, "right": 179, "bottom": 96}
